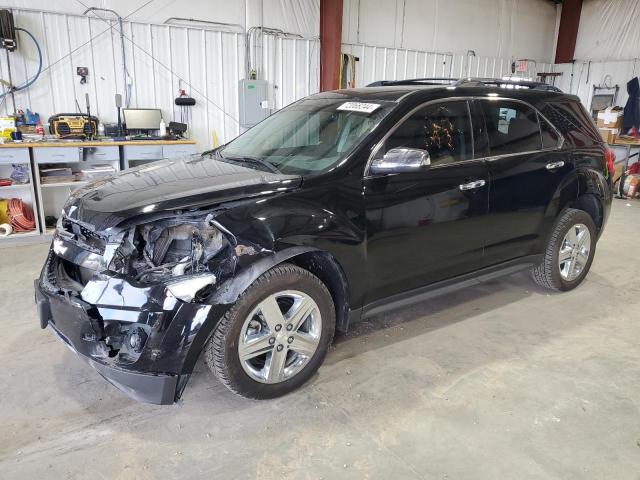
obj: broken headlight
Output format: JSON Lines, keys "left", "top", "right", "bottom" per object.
{"left": 166, "top": 273, "right": 217, "bottom": 302}
{"left": 126, "top": 214, "right": 237, "bottom": 288}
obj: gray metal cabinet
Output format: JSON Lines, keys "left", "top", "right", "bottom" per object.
{"left": 122, "top": 145, "right": 164, "bottom": 169}
{"left": 0, "top": 147, "right": 30, "bottom": 164}
{"left": 33, "top": 147, "right": 81, "bottom": 164}
{"left": 162, "top": 144, "right": 197, "bottom": 158}
{"left": 83, "top": 146, "right": 119, "bottom": 162}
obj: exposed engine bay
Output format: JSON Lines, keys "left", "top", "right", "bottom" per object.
{"left": 133, "top": 218, "right": 229, "bottom": 282}
{"left": 54, "top": 209, "right": 260, "bottom": 304}
{"left": 117, "top": 213, "right": 242, "bottom": 293}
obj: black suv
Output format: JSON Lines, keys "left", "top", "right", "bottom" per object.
{"left": 35, "top": 78, "right": 613, "bottom": 404}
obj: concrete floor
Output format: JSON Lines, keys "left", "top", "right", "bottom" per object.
{"left": 1, "top": 200, "right": 640, "bottom": 480}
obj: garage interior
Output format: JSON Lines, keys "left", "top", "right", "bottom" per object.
{"left": 1, "top": 0, "right": 640, "bottom": 478}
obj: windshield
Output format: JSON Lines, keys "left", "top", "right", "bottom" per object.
{"left": 218, "top": 97, "right": 395, "bottom": 175}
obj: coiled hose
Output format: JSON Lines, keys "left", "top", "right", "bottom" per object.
{"left": 7, "top": 198, "right": 35, "bottom": 232}
{"left": 0, "top": 27, "right": 43, "bottom": 100}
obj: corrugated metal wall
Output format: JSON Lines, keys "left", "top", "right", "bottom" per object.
{"left": 0, "top": 8, "right": 320, "bottom": 150}
{"left": 1, "top": 7, "right": 564, "bottom": 153}
{"left": 341, "top": 43, "right": 554, "bottom": 87}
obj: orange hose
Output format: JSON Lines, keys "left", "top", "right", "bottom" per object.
{"left": 7, "top": 198, "right": 35, "bottom": 232}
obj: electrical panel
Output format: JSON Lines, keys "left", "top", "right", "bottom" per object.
{"left": 238, "top": 79, "right": 269, "bottom": 129}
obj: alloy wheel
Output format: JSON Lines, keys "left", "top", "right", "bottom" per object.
{"left": 558, "top": 223, "right": 591, "bottom": 281}
{"left": 238, "top": 290, "right": 322, "bottom": 384}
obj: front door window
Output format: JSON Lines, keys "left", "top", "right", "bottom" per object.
{"left": 378, "top": 100, "right": 475, "bottom": 166}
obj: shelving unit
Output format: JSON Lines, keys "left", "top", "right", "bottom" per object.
{"left": 41, "top": 181, "right": 89, "bottom": 188}
{"left": 0, "top": 147, "right": 41, "bottom": 243}
{"left": 0, "top": 183, "right": 33, "bottom": 192}
{"left": 0, "top": 140, "right": 197, "bottom": 247}
{"left": 33, "top": 145, "right": 120, "bottom": 234}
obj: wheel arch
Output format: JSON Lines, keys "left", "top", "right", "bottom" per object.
{"left": 207, "top": 246, "right": 351, "bottom": 332}
{"left": 287, "top": 251, "right": 351, "bottom": 333}
{"left": 571, "top": 193, "right": 603, "bottom": 234}
{"left": 543, "top": 167, "right": 608, "bottom": 241}
{"left": 571, "top": 166, "right": 610, "bottom": 235}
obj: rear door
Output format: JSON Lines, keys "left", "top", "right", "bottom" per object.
{"left": 364, "top": 99, "right": 490, "bottom": 303}
{"left": 480, "top": 99, "right": 570, "bottom": 266}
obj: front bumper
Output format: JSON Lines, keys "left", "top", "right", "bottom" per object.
{"left": 35, "top": 252, "right": 232, "bottom": 404}
{"left": 36, "top": 281, "right": 180, "bottom": 404}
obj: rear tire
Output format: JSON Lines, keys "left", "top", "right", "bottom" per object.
{"left": 531, "top": 208, "right": 597, "bottom": 291}
{"left": 204, "top": 263, "right": 335, "bottom": 399}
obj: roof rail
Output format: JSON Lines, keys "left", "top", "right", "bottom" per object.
{"left": 366, "top": 77, "right": 562, "bottom": 92}
{"left": 455, "top": 77, "right": 562, "bottom": 92}
{"left": 367, "top": 78, "right": 457, "bottom": 87}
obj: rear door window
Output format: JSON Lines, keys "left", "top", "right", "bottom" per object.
{"left": 481, "top": 100, "right": 542, "bottom": 155}
{"left": 539, "top": 114, "right": 561, "bottom": 149}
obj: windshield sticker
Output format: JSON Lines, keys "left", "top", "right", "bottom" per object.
{"left": 337, "top": 102, "right": 381, "bottom": 114}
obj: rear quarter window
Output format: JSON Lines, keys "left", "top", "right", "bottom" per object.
{"left": 539, "top": 100, "right": 601, "bottom": 148}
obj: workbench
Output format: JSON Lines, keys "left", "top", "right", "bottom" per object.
{"left": 612, "top": 137, "right": 640, "bottom": 198}
{"left": 0, "top": 139, "right": 197, "bottom": 246}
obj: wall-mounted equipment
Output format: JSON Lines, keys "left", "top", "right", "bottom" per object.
{"left": 0, "top": 10, "right": 43, "bottom": 117}
{"left": 77, "top": 66, "right": 88, "bottom": 84}
{"left": 0, "top": 9, "right": 17, "bottom": 51}
{"left": 174, "top": 86, "right": 195, "bottom": 137}
{"left": 239, "top": 79, "right": 268, "bottom": 130}
{"left": 339, "top": 53, "right": 359, "bottom": 89}
{"left": 590, "top": 83, "right": 619, "bottom": 119}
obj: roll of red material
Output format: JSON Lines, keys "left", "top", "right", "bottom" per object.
{"left": 7, "top": 198, "right": 36, "bottom": 232}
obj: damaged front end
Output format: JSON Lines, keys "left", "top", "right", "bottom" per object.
{"left": 36, "top": 207, "right": 263, "bottom": 404}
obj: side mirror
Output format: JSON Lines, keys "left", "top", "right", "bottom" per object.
{"left": 370, "top": 148, "right": 430, "bottom": 174}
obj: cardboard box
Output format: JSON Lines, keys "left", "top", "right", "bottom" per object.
{"left": 597, "top": 106, "right": 624, "bottom": 130}
{"left": 598, "top": 127, "right": 618, "bottom": 144}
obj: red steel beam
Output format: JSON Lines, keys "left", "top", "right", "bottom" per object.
{"left": 320, "top": 0, "right": 343, "bottom": 91}
{"left": 555, "top": 0, "right": 583, "bottom": 63}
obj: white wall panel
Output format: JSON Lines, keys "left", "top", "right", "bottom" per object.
{"left": 575, "top": 0, "right": 640, "bottom": 61}
{"left": 0, "top": 8, "right": 317, "bottom": 150}
{"left": 554, "top": 60, "right": 640, "bottom": 111}
{"left": 342, "top": 0, "right": 557, "bottom": 63}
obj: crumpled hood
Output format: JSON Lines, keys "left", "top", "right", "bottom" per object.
{"left": 63, "top": 155, "right": 302, "bottom": 231}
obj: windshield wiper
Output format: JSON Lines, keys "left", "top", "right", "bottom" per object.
{"left": 216, "top": 152, "right": 281, "bottom": 174}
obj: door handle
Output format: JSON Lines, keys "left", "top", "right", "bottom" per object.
{"left": 459, "top": 179, "right": 486, "bottom": 191}
{"left": 546, "top": 161, "right": 565, "bottom": 170}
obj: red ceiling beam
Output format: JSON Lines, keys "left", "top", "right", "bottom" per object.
{"left": 320, "top": 0, "right": 343, "bottom": 91}
{"left": 555, "top": 0, "right": 583, "bottom": 63}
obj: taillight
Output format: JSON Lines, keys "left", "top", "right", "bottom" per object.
{"left": 605, "top": 148, "right": 615, "bottom": 177}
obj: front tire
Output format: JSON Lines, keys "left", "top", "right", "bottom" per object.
{"left": 204, "top": 263, "right": 335, "bottom": 399}
{"left": 531, "top": 208, "right": 597, "bottom": 291}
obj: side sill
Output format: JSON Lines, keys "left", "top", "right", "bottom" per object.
{"left": 361, "top": 255, "right": 541, "bottom": 320}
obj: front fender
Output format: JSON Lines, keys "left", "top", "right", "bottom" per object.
{"left": 177, "top": 246, "right": 320, "bottom": 375}
{"left": 207, "top": 245, "right": 320, "bottom": 304}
